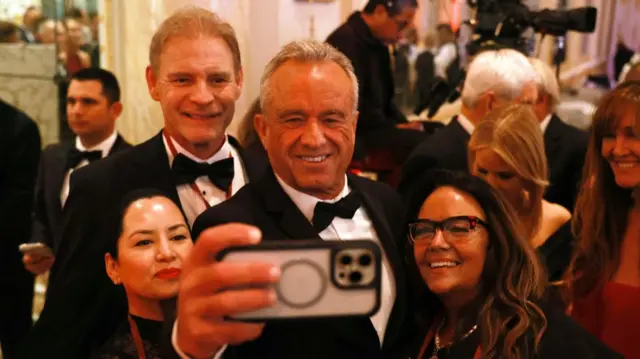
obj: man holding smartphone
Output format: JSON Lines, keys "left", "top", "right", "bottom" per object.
{"left": 175, "top": 40, "right": 407, "bottom": 359}
{"left": 22, "top": 68, "right": 131, "bottom": 276}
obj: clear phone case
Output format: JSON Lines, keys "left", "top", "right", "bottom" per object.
{"left": 218, "top": 239, "right": 382, "bottom": 321}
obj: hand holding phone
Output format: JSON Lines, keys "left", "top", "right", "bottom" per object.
{"left": 175, "top": 224, "right": 280, "bottom": 358}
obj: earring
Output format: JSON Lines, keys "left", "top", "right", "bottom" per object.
{"left": 114, "top": 278, "right": 120, "bottom": 285}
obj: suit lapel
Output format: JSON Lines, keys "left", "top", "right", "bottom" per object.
{"left": 50, "top": 144, "right": 72, "bottom": 222}
{"left": 108, "top": 134, "right": 131, "bottom": 155}
{"left": 544, "top": 115, "right": 562, "bottom": 169}
{"left": 126, "top": 132, "right": 182, "bottom": 211}
{"left": 254, "top": 170, "right": 320, "bottom": 241}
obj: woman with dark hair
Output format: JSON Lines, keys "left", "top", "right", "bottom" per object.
{"left": 92, "top": 188, "right": 193, "bottom": 358}
{"left": 563, "top": 81, "right": 640, "bottom": 359}
{"left": 395, "top": 170, "right": 621, "bottom": 359}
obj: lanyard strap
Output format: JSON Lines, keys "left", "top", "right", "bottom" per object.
{"left": 127, "top": 314, "right": 146, "bottom": 359}
{"left": 163, "top": 131, "right": 233, "bottom": 208}
{"left": 417, "top": 316, "right": 482, "bottom": 359}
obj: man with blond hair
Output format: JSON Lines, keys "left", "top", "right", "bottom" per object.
{"left": 19, "top": 7, "right": 266, "bottom": 358}
{"left": 529, "top": 58, "right": 588, "bottom": 211}
{"left": 173, "top": 39, "right": 406, "bottom": 359}
{"left": 399, "top": 48, "right": 539, "bottom": 193}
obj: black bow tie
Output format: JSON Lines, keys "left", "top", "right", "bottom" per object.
{"left": 312, "top": 191, "right": 362, "bottom": 232}
{"left": 67, "top": 148, "right": 102, "bottom": 169}
{"left": 171, "top": 153, "right": 235, "bottom": 191}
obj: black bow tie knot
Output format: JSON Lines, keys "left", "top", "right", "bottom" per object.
{"left": 67, "top": 148, "right": 102, "bottom": 169}
{"left": 171, "top": 153, "right": 235, "bottom": 191}
{"left": 312, "top": 191, "right": 362, "bottom": 232}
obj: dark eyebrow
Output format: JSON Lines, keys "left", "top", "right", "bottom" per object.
{"left": 168, "top": 224, "right": 188, "bottom": 232}
{"left": 129, "top": 229, "right": 153, "bottom": 239}
{"left": 67, "top": 96, "right": 99, "bottom": 102}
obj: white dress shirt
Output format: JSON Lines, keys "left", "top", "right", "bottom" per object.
{"left": 172, "top": 174, "right": 397, "bottom": 359}
{"left": 457, "top": 113, "right": 476, "bottom": 136}
{"left": 60, "top": 131, "right": 118, "bottom": 207}
{"left": 163, "top": 135, "right": 248, "bottom": 227}
{"left": 540, "top": 113, "right": 552, "bottom": 134}
{"left": 275, "top": 175, "right": 396, "bottom": 345}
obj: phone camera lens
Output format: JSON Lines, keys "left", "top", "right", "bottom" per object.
{"left": 359, "top": 254, "right": 372, "bottom": 266}
{"left": 349, "top": 270, "right": 362, "bottom": 283}
{"left": 340, "top": 254, "right": 352, "bottom": 265}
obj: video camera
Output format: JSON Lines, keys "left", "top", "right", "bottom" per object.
{"left": 415, "top": 0, "right": 598, "bottom": 118}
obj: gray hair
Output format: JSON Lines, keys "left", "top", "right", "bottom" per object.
{"left": 259, "top": 40, "right": 359, "bottom": 113}
{"left": 461, "top": 49, "right": 540, "bottom": 108}
{"left": 529, "top": 57, "right": 560, "bottom": 111}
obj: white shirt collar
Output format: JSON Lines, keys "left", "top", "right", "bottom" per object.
{"left": 456, "top": 113, "right": 475, "bottom": 135}
{"left": 75, "top": 130, "right": 118, "bottom": 158}
{"left": 163, "top": 134, "right": 233, "bottom": 165}
{"left": 540, "top": 113, "right": 553, "bottom": 134}
{"left": 275, "top": 173, "right": 351, "bottom": 223}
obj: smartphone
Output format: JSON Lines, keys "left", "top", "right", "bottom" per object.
{"left": 19, "top": 242, "right": 53, "bottom": 258}
{"left": 217, "top": 239, "right": 382, "bottom": 321}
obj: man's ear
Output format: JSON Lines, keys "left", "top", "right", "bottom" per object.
{"left": 234, "top": 67, "right": 244, "bottom": 99}
{"left": 352, "top": 110, "right": 359, "bottom": 133}
{"left": 146, "top": 66, "right": 160, "bottom": 101}
{"left": 105, "top": 253, "right": 120, "bottom": 285}
{"left": 254, "top": 113, "right": 268, "bottom": 150}
{"left": 110, "top": 101, "right": 123, "bottom": 121}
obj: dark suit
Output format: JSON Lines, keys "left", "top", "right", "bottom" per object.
{"left": 19, "top": 132, "right": 266, "bottom": 359}
{"left": 192, "top": 170, "right": 407, "bottom": 359}
{"left": 399, "top": 115, "right": 589, "bottom": 211}
{"left": 31, "top": 135, "right": 131, "bottom": 253}
{"left": 413, "top": 50, "right": 436, "bottom": 115}
{"left": 327, "top": 12, "right": 426, "bottom": 159}
{"left": 543, "top": 115, "right": 588, "bottom": 212}
{"left": 398, "top": 117, "right": 469, "bottom": 195}
{"left": 0, "top": 100, "right": 41, "bottom": 358}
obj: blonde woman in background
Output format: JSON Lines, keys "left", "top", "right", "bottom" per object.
{"left": 468, "top": 104, "right": 573, "bottom": 282}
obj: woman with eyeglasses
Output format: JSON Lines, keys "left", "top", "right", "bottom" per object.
{"left": 92, "top": 188, "right": 193, "bottom": 358}
{"left": 562, "top": 81, "right": 640, "bottom": 359}
{"left": 468, "top": 104, "right": 573, "bottom": 282}
{"left": 393, "top": 170, "right": 621, "bottom": 359}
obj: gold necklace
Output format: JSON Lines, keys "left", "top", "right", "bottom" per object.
{"left": 430, "top": 318, "right": 478, "bottom": 359}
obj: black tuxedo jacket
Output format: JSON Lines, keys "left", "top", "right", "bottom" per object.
{"left": 543, "top": 114, "right": 588, "bottom": 212}
{"left": 31, "top": 134, "right": 131, "bottom": 253}
{"left": 398, "top": 117, "right": 470, "bottom": 195}
{"left": 192, "top": 170, "right": 407, "bottom": 359}
{"left": 19, "top": 132, "right": 267, "bottom": 359}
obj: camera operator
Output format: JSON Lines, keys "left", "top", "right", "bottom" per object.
{"left": 326, "top": 0, "right": 428, "bottom": 161}
{"left": 398, "top": 48, "right": 539, "bottom": 194}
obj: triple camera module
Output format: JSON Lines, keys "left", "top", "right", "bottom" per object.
{"left": 334, "top": 248, "right": 375, "bottom": 288}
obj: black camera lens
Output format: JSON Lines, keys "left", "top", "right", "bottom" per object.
{"left": 359, "top": 254, "right": 372, "bottom": 266}
{"left": 349, "top": 270, "right": 362, "bottom": 283}
{"left": 340, "top": 254, "right": 352, "bottom": 265}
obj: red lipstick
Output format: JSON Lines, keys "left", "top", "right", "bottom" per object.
{"left": 156, "top": 268, "right": 181, "bottom": 279}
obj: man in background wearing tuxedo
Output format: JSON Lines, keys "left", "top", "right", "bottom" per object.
{"left": 399, "top": 49, "right": 539, "bottom": 194}
{"left": 20, "top": 7, "right": 266, "bottom": 358}
{"left": 174, "top": 40, "right": 407, "bottom": 359}
{"left": 0, "top": 100, "right": 41, "bottom": 359}
{"left": 529, "top": 58, "right": 588, "bottom": 212}
{"left": 23, "top": 68, "right": 131, "bottom": 276}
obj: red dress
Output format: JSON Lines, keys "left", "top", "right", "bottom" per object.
{"left": 572, "top": 281, "right": 640, "bottom": 359}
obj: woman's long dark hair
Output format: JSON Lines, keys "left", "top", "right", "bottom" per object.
{"left": 403, "top": 170, "right": 547, "bottom": 359}
{"left": 563, "top": 81, "right": 640, "bottom": 300}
